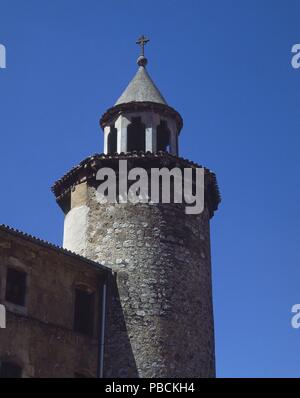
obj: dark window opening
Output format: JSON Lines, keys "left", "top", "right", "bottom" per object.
{"left": 5, "top": 268, "right": 27, "bottom": 306}
{"left": 107, "top": 126, "right": 117, "bottom": 153}
{"left": 0, "top": 361, "right": 22, "bottom": 378}
{"left": 176, "top": 133, "right": 179, "bottom": 154}
{"left": 74, "top": 372, "right": 88, "bottom": 378}
{"left": 157, "top": 120, "right": 171, "bottom": 152}
{"left": 127, "top": 117, "right": 146, "bottom": 152}
{"left": 74, "top": 288, "right": 95, "bottom": 336}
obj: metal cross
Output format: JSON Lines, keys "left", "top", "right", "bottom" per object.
{"left": 136, "top": 35, "right": 149, "bottom": 57}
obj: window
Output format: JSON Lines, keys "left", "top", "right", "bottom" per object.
{"left": 74, "top": 288, "right": 95, "bottom": 336}
{"left": 107, "top": 126, "right": 117, "bottom": 153}
{"left": 127, "top": 117, "right": 146, "bottom": 152}
{"left": 5, "top": 268, "right": 27, "bottom": 306}
{"left": 157, "top": 120, "right": 171, "bottom": 152}
{"left": 0, "top": 361, "right": 22, "bottom": 378}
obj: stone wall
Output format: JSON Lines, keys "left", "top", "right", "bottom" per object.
{"left": 82, "top": 186, "right": 215, "bottom": 378}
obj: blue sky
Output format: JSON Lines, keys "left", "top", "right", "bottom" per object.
{"left": 0, "top": 0, "right": 300, "bottom": 377}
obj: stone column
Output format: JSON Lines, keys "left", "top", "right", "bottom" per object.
{"left": 144, "top": 112, "right": 160, "bottom": 153}
{"left": 103, "top": 126, "right": 110, "bottom": 154}
{"left": 115, "top": 114, "right": 130, "bottom": 153}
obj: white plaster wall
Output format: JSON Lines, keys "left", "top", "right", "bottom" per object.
{"left": 63, "top": 205, "right": 90, "bottom": 255}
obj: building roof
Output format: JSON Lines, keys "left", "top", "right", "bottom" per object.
{"left": 115, "top": 63, "right": 167, "bottom": 106}
{"left": 0, "top": 224, "right": 111, "bottom": 273}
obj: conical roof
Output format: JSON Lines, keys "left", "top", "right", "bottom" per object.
{"left": 115, "top": 61, "right": 167, "bottom": 106}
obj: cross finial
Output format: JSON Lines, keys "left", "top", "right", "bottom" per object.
{"left": 136, "top": 35, "right": 149, "bottom": 57}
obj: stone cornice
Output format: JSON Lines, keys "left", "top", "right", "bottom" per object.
{"left": 100, "top": 101, "right": 183, "bottom": 133}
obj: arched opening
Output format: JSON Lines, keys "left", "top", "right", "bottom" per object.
{"left": 127, "top": 117, "right": 146, "bottom": 152}
{"left": 157, "top": 120, "right": 171, "bottom": 152}
{"left": 107, "top": 126, "right": 117, "bottom": 154}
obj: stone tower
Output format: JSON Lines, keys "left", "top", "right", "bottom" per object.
{"left": 53, "top": 37, "right": 220, "bottom": 378}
